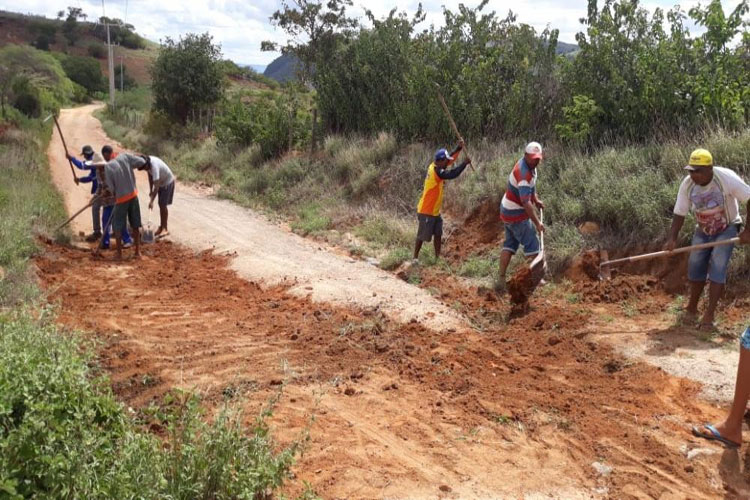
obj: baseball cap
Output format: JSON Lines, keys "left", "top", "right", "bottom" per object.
{"left": 81, "top": 145, "right": 94, "bottom": 156}
{"left": 434, "top": 148, "right": 453, "bottom": 162}
{"left": 684, "top": 148, "right": 713, "bottom": 171}
{"left": 524, "top": 142, "right": 543, "bottom": 160}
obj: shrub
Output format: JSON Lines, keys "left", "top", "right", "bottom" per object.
{"left": 57, "top": 53, "right": 107, "bottom": 95}
{"left": 87, "top": 43, "right": 106, "bottom": 59}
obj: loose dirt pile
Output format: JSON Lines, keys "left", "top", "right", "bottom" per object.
{"left": 35, "top": 240, "right": 738, "bottom": 498}
{"left": 576, "top": 274, "right": 660, "bottom": 303}
{"left": 508, "top": 265, "right": 534, "bottom": 305}
{"left": 446, "top": 198, "right": 502, "bottom": 260}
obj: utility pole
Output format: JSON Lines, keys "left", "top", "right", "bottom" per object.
{"left": 119, "top": 55, "right": 123, "bottom": 92}
{"left": 106, "top": 22, "right": 115, "bottom": 110}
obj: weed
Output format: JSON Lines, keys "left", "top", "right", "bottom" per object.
{"left": 291, "top": 203, "right": 332, "bottom": 236}
{"left": 565, "top": 293, "right": 582, "bottom": 304}
{"left": 379, "top": 247, "right": 411, "bottom": 271}
{"left": 458, "top": 254, "right": 496, "bottom": 278}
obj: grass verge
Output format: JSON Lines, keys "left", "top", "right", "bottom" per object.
{"left": 0, "top": 117, "right": 307, "bottom": 498}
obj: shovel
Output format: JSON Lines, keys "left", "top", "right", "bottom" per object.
{"left": 599, "top": 237, "right": 741, "bottom": 280}
{"left": 142, "top": 210, "right": 155, "bottom": 244}
{"left": 528, "top": 209, "right": 547, "bottom": 289}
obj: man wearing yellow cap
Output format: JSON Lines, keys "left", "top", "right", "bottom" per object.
{"left": 665, "top": 148, "right": 750, "bottom": 330}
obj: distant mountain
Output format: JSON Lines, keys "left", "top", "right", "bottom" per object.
{"left": 556, "top": 40, "right": 579, "bottom": 56}
{"left": 263, "top": 53, "right": 300, "bottom": 83}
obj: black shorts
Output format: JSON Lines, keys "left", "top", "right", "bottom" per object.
{"left": 158, "top": 181, "right": 175, "bottom": 207}
{"left": 416, "top": 214, "right": 443, "bottom": 242}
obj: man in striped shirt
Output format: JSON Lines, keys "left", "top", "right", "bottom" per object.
{"left": 496, "top": 142, "right": 545, "bottom": 293}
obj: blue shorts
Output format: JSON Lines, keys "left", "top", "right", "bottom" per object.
{"left": 502, "top": 219, "right": 540, "bottom": 256}
{"left": 687, "top": 224, "right": 738, "bottom": 285}
{"left": 741, "top": 326, "right": 750, "bottom": 351}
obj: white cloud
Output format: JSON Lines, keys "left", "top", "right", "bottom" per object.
{"left": 0, "top": 0, "right": 743, "bottom": 66}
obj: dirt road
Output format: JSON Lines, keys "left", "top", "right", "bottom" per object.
{"left": 42, "top": 104, "right": 750, "bottom": 499}
{"left": 48, "top": 103, "right": 464, "bottom": 332}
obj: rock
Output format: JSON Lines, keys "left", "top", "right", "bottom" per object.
{"left": 548, "top": 335, "right": 561, "bottom": 346}
{"left": 439, "top": 485, "right": 452, "bottom": 493}
{"left": 344, "top": 387, "right": 356, "bottom": 396}
{"left": 579, "top": 221, "right": 601, "bottom": 235}
{"left": 592, "top": 461, "right": 612, "bottom": 477}
{"left": 684, "top": 465, "right": 694, "bottom": 473}
{"left": 687, "top": 447, "right": 717, "bottom": 460}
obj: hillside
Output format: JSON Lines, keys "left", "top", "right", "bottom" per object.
{"left": 0, "top": 9, "right": 156, "bottom": 86}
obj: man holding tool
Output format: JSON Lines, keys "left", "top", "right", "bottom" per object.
{"left": 92, "top": 145, "right": 146, "bottom": 259}
{"left": 665, "top": 148, "right": 750, "bottom": 330}
{"left": 414, "top": 140, "right": 471, "bottom": 261}
{"left": 496, "top": 142, "right": 545, "bottom": 293}
{"left": 136, "top": 155, "right": 176, "bottom": 237}
{"left": 67, "top": 145, "right": 103, "bottom": 242}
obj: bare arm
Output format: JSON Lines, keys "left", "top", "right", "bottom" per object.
{"left": 523, "top": 201, "right": 543, "bottom": 232}
{"left": 741, "top": 200, "right": 750, "bottom": 245}
{"left": 665, "top": 215, "right": 686, "bottom": 251}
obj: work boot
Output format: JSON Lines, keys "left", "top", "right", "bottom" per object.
{"left": 85, "top": 231, "right": 102, "bottom": 242}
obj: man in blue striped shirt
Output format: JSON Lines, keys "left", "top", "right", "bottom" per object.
{"left": 496, "top": 142, "right": 545, "bottom": 293}
{"left": 68, "top": 145, "right": 102, "bottom": 242}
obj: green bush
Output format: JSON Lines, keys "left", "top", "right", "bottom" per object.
{"left": 216, "top": 92, "right": 309, "bottom": 160}
{"left": 56, "top": 53, "right": 107, "bottom": 95}
{"left": 27, "top": 21, "right": 57, "bottom": 51}
{"left": 87, "top": 43, "right": 106, "bottom": 59}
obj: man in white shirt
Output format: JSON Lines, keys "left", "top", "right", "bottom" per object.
{"left": 665, "top": 148, "right": 750, "bottom": 330}
{"left": 137, "top": 155, "right": 176, "bottom": 237}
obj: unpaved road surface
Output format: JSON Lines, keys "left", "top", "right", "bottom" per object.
{"left": 48, "top": 103, "right": 464, "bottom": 332}
{"left": 41, "top": 104, "right": 750, "bottom": 499}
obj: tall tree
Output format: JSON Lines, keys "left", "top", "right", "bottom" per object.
{"left": 151, "top": 33, "right": 224, "bottom": 124}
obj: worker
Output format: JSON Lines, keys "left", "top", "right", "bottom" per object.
{"left": 496, "top": 142, "right": 545, "bottom": 293}
{"left": 68, "top": 146, "right": 132, "bottom": 249}
{"left": 414, "top": 140, "right": 471, "bottom": 261}
{"left": 67, "top": 145, "right": 103, "bottom": 242}
{"left": 92, "top": 145, "right": 146, "bottom": 260}
{"left": 665, "top": 148, "right": 750, "bottom": 330}
{"left": 136, "top": 155, "right": 176, "bottom": 237}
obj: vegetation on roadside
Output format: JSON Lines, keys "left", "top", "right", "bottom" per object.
{"left": 97, "top": 0, "right": 750, "bottom": 284}
{"left": 0, "top": 64, "right": 307, "bottom": 499}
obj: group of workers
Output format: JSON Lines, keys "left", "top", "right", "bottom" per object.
{"left": 67, "top": 145, "right": 176, "bottom": 260}
{"left": 414, "top": 141, "right": 750, "bottom": 448}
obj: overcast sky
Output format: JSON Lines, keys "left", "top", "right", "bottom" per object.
{"left": 0, "top": 1, "right": 742, "bottom": 67}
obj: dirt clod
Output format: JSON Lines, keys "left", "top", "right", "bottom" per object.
{"left": 439, "top": 485, "right": 453, "bottom": 493}
{"left": 508, "top": 266, "right": 533, "bottom": 305}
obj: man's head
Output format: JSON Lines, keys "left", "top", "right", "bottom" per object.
{"left": 81, "top": 145, "right": 94, "bottom": 160}
{"left": 136, "top": 154, "right": 152, "bottom": 171}
{"left": 101, "top": 145, "right": 114, "bottom": 161}
{"left": 684, "top": 148, "right": 713, "bottom": 186}
{"left": 434, "top": 148, "right": 453, "bottom": 168}
{"left": 524, "top": 142, "right": 543, "bottom": 168}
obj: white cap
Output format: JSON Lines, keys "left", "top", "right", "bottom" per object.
{"left": 524, "top": 141, "right": 543, "bottom": 159}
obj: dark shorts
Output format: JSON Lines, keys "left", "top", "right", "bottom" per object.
{"left": 158, "top": 181, "right": 175, "bottom": 207}
{"left": 417, "top": 214, "right": 443, "bottom": 242}
{"left": 112, "top": 197, "right": 142, "bottom": 236}
{"left": 502, "top": 219, "right": 540, "bottom": 256}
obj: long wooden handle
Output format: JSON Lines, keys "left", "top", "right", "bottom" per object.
{"left": 56, "top": 195, "right": 100, "bottom": 231}
{"left": 434, "top": 84, "right": 475, "bottom": 172}
{"left": 53, "top": 115, "right": 77, "bottom": 183}
{"left": 601, "top": 237, "right": 741, "bottom": 267}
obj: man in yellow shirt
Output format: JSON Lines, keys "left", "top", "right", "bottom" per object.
{"left": 414, "top": 140, "right": 471, "bottom": 261}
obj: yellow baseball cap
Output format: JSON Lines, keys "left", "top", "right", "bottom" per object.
{"left": 684, "top": 148, "right": 713, "bottom": 171}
